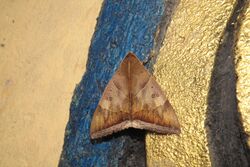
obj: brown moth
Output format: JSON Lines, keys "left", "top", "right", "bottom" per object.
{"left": 90, "top": 52, "right": 180, "bottom": 139}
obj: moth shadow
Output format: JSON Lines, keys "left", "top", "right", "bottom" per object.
{"left": 91, "top": 128, "right": 147, "bottom": 166}
{"left": 91, "top": 128, "right": 146, "bottom": 144}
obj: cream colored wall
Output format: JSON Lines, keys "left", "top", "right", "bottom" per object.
{"left": 0, "top": 1, "right": 102, "bottom": 166}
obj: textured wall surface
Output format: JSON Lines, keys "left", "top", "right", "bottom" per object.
{"left": 0, "top": 0, "right": 101, "bottom": 166}
{"left": 146, "top": 0, "right": 249, "bottom": 166}
{"left": 235, "top": 2, "right": 250, "bottom": 149}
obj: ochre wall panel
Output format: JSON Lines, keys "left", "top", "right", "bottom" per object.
{"left": 146, "top": 0, "right": 236, "bottom": 166}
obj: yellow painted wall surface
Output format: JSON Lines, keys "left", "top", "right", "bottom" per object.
{"left": 146, "top": 0, "right": 236, "bottom": 166}
{"left": 235, "top": 3, "right": 250, "bottom": 147}
{"left": 0, "top": 0, "right": 102, "bottom": 166}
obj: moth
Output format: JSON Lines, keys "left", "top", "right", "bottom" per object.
{"left": 90, "top": 52, "right": 180, "bottom": 139}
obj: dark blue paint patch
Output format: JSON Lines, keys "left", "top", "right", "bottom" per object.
{"left": 59, "top": 0, "right": 168, "bottom": 166}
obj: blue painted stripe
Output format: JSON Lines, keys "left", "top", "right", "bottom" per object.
{"left": 59, "top": 0, "right": 167, "bottom": 166}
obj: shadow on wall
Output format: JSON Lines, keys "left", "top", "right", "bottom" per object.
{"left": 205, "top": 0, "right": 250, "bottom": 166}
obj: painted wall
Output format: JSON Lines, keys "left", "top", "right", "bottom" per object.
{"left": 0, "top": 0, "right": 102, "bottom": 166}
